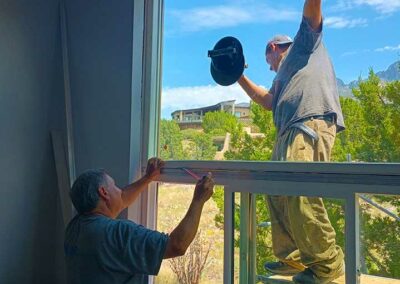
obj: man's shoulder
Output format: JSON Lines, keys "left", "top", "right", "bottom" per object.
{"left": 66, "top": 214, "right": 131, "bottom": 233}
{"left": 85, "top": 215, "right": 145, "bottom": 233}
{"left": 110, "top": 218, "right": 141, "bottom": 231}
{"left": 290, "top": 16, "right": 324, "bottom": 54}
{"left": 103, "top": 218, "right": 149, "bottom": 239}
{"left": 66, "top": 214, "right": 158, "bottom": 239}
{"left": 298, "top": 16, "right": 323, "bottom": 35}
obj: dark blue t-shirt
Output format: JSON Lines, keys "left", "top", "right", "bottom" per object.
{"left": 64, "top": 214, "right": 169, "bottom": 284}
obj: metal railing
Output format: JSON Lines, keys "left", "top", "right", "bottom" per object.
{"left": 157, "top": 160, "right": 400, "bottom": 284}
{"left": 359, "top": 194, "right": 400, "bottom": 222}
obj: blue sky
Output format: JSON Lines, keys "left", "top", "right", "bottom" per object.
{"left": 161, "top": 0, "right": 400, "bottom": 118}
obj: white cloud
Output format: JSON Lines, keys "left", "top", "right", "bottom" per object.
{"left": 161, "top": 84, "right": 252, "bottom": 118}
{"left": 168, "top": 4, "right": 300, "bottom": 33}
{"left": 331, "top": 0, "right": 400, "bottom": 14}
{"left": 169, "top": 6, "right": 250, "bottom": 32}
{"left": 354, "top": 0, "right": 400, "bottom": 14}
{"left": 375, "top": 44, "right": 400, "bottom": 52}
{"left": 325, "top": 16, "right": 368, "bottom": 28}
{"left": 329, "top": 0, "right": 354, "bottom": 11}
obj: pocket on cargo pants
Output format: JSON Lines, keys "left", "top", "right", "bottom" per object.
{"left": 286, "top": 129, "right": 314, "bottom": 162}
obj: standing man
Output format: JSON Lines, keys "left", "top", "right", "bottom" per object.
{"left": 64, "top": 158, "right": 215, "bottom": 284}
{"left": 238, "top": 1, "right": 345, "bottom": 283}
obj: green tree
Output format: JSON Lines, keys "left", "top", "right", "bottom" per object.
{"left": 250, "top": 102, "right": 276, "bottom": 145}
{"left": 352, "top": 70, "right": 400, "bottom": 162}
{"left": 361, "top": 209, "right": 400, "bottom": 278}
{"left": 225, "top": 102, "right": 275, "bottom": 161}
{"left": 332, "top": 97, "right": 366, "bottom": 161}
{"left": 202, "top": 111, "right": 241, "bottom": 136}
{"left": 182, "top": 129, "right": 217, "bottom": 160}
{"left": 159, "top": 119, "right": 185, "bottom": 160}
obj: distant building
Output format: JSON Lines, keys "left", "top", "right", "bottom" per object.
{"left": 171, "top": 100, "right": 250, "bottom": 129}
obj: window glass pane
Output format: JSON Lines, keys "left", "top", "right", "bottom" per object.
{"left": 155, "top": 183, "right": 229, "bottom": 283}
{"left": 249, "top": 195, "right": 346, "bottom": 283}
{"left": 359, "top": 194, "right": 400, "bottom": 283}
{"left": 160, "top": 0, "right": 400, "bottom": 164}
{"left": 158, "top": 1, "right": 400, "bottom": 283}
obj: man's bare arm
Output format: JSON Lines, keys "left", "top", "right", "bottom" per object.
{"left": 163, "top": 175, "right": 214, "bottom": 259}
{"left": 303, "top": 0, "right": 322, "bottom": 31}
{"left": 120, "top": 176, "right": 152, "bottom": 209}
{"left": 238, "top": 75, "right": 272, "bottom": 110}
{"left": 121, "top": 158, "right": 164, "bottom": 209}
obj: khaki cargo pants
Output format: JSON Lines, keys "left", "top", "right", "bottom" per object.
{"left": 267, "top": 118, "right": 344, "bottom": 278}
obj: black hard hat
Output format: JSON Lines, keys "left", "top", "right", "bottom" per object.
{"left": 208, "top": 36, "right": 245, "bottom": 86}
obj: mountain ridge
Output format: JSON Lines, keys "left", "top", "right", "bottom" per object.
{"left": 337, "top": 61, "right": 400, "bottom": 97}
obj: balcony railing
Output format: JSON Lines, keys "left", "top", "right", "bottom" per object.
{"left": 157, "top": 160, "right": 400, "bottom": 284}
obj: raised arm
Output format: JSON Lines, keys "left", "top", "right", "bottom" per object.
{"left": 238, "top": 75, "right": 273, "bottom": 110}
{"left": 303, "top": 0, "right": 322, "bottom": 31}
{"left": 164, "top": 174, "right": 215, "bottom": 258}
{"left": 121, "top": 157, "right": 164, "bottom": 209}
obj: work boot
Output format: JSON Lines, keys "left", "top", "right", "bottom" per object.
{"left": 264, "top": 261, "right": 303, "bottom": 276}
{"left": 292, "top": 265, "right": 345, "bottom": 284}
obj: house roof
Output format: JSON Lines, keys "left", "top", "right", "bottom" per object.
{"left": 171, "top": 100, "right": 250, "bottom": 116}
{"left": 235, "top": 102, "right": 250, "bottom": 108}
{"left": 171, "top": 100, "right": 236, "bottom": 115}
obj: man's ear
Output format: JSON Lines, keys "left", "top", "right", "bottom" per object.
{"left": 98, "top": 186, "right": 110, "bottom": 201}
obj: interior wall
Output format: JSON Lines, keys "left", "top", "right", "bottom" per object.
{"left": 65, "top": 0, "right": 136, "bottom": 188}
{"left": 0, "top": 0, "right": 141, "bottom": 282}
{"left": 0, "top": 0, "right": 67, "bottom": 283}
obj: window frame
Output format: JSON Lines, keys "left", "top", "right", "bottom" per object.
{"left": 140, "top": 1, "right": 400, "bottom": 283}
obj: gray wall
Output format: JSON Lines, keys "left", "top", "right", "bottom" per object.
{"left": 0, "top": 0, "right": 138, "bottom": 282}
{"left": 0, "top": 0, "right": 67, "bottom": 283}
{"left": 66, "top": 0, "right": 135, "bottom": 186}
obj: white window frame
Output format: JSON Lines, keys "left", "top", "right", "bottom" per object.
{"left": 129, "top": 0, "right": 163, "bottom": 227}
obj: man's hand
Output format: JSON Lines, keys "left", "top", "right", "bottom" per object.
{"left": 193, "top": 173, "right": 215, "bottom": 204}
{"left": 145, "top": 157, "right": 165, "bottom": 180}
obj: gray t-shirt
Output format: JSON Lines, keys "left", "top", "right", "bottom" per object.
{"left": 271, "top": 17, "right": 345, "bottom": 137}
{"left": 64, "top": 214, "right": 169, "bottom": 284}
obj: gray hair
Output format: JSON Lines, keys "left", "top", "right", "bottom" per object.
{"left": 70, "top": 169, "right": 107, "bottom": 214}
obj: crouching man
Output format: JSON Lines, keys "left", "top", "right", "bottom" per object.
{"left": 64, "top": 158, "right": 214, "bottom": 284}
